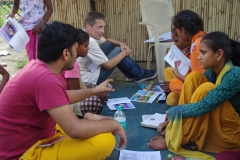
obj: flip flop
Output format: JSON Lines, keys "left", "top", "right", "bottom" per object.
{"left": 0, "top": 61, "right": 7, "bottom": 67}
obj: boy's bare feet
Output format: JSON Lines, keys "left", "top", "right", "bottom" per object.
{"left": 147, "top": 137, "right": 167, "bottom": 150}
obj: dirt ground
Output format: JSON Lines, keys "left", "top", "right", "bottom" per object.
{"left": 0, "top": 36, "right": 27, "bottom": 78}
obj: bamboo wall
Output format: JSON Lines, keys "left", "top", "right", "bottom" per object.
{"left": 95, "top": 0, "right": 240, "bottom": 61}
{"left": 172, "top": 0, "right": 240, "bottom": 42}
{"left": 49, "top": 0, "right": 90, "bottom": 29}
{"left": 95, "top": 0, "right": 148, "bottom": 61}
{"left": 49, "top": 0, "right": 240, "bottom": 61}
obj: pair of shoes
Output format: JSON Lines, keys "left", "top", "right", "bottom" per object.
{"left": 125, "top": 77, "right": 134, "bottom": 82}
{"left": 0, "top": 61, "right": 7, "bottom": 67}
{"left": 135, "top": 69, "right": 157, "bottom": 82}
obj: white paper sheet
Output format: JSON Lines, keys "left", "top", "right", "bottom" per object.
{"left": 164, "top": 45, "right": 191, "bottom": 76}
{"left": 144, "top": 31, "right": 172, "bottom": 43}
{"left": 119, "top": 150, "right": 161, "bottom": 160}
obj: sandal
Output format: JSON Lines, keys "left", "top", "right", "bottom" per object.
{"left": 0, "top": 61, "right": 7, "bottom": 67}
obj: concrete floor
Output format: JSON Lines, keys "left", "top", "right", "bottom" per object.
{"left": 108, "top": 61, "right": 158, "bottom": 82}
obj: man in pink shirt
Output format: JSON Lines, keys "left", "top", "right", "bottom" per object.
{"left": 58, "top": 29, "right": 109, "bottom": 116}
{"left": 0, "top": 21, "right": 126, "bottom": 160}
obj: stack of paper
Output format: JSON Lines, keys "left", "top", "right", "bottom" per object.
{"left": 140, "top": 113, "right": 166, "bottom": 129}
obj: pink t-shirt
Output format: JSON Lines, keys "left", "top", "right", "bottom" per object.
{"left": 0, "top": 59, "right": 70, "bottom": 160}
{"left": 58, "top": 62, "right": 80, "bottom": 90}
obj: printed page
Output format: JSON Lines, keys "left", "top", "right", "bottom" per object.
{"left": 141, "top": 113, "right": 166, "bottom": 129}
{"left": 106, "top": 97, "right": 135, "bottom": 110}
{"left": 119, "top": 150, "right": 161, "bottom": 160}
{"left": 0, "top": 17, "right": 29, "bottom": 54}
{"left": 164, "top": 45, "right": 190, "bottom": 76}
{"left": 130, "top": 90, "right": 161, "bottom": 103}
{"left": 9, "top": 28, "right": 29, "bottom": 54}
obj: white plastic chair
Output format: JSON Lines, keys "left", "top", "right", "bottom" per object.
{"left": 139, "top": 0, "right": 174, "bottom": 82}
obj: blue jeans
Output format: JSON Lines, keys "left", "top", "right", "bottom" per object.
{"left": 96, "top": 42, "right": 144, "bottom": 84}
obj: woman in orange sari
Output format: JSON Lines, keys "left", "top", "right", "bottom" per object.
{"left": 164, "top": 10, "right": 206, "bottom": 106}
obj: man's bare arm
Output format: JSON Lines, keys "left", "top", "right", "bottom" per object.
{"left": 66, "top": 79, "right": 114, "bottom": 104}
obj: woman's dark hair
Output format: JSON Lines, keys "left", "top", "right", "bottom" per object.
{"left": 231, "top": 39, "right": 240, "bottom": 66}
{"left": 76, "top": 29, "right": 90, "bottom": 45}
{"left": 37, "top": 21, "right": 80, "bottom": 63}
{"left": 201, "top": 31, "right": 240, "bottom": 66}
{"left": 172, "top": 10, "right": 204, "bottom": 35}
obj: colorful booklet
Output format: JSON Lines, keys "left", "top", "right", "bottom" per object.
{"left": 138, "top": 82, "right": 164, "bottom": 92}
{"left": 0, "top": 17, "right": 29, "bottom": 54}
{"left": 130, "top": 90, "right": 161, "bottom": 103}
{"left": 106, "top": 97, "right": 135, "bottom": 110}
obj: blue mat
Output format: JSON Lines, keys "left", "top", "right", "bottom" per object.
{"left": 102, "top": 82, "right": 216, "bottom": 160}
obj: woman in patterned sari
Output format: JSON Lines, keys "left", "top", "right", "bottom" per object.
{"left": 148, "top": 32, "right": 240, "bottom": 159}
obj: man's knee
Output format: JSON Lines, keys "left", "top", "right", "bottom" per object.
{"left": 101, "top": 41, "right": 114, "bottom": 50}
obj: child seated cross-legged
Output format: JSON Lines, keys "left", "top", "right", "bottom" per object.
{"left": 162, "top": 28, "right": 190, "bottom": 101}
{"left": 163, "top": 10, "right": 207, "bottom": 107}
{"left": 58, "top": 29, "right": 109, "bottom": 117}
{"left": 147, "top": 32, "right": 240, "bottom": 159}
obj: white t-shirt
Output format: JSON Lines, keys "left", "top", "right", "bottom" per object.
{"left": 77, "top": 36, "right": 109, "bottom": 84}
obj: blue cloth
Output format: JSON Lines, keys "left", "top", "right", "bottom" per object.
{"left": 97, "top": 42, "right": 144, "bottom": 84}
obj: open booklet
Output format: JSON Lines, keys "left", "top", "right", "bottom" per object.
{"left": 0, "top": 17, "right": 29, "bottom": 54}
{"left": 138, "top": 82, "right": 164, "bottom": 92}
{"left": 130, "top": 90, "right": 161, "bottom": 103}
{"left": 106, "top": 97, "right": 135, "bottom": 110}
{"left": 164, "top": 45, "right": 191, "bottom": 76}
{"left": 119, "top": 150, "right": 161, "bottom": 160}
{"left": 141, "top": 113, "right": 166, "bottom": 129}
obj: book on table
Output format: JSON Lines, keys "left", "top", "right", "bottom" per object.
{"left": 141, "top": 113, "right": 166, "bottom": 129}
{"left": 0, "top": 17, "right": 29, "bottom": 54}
{"left": 164, "top": 45, "right": 191, "bottom": 76}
